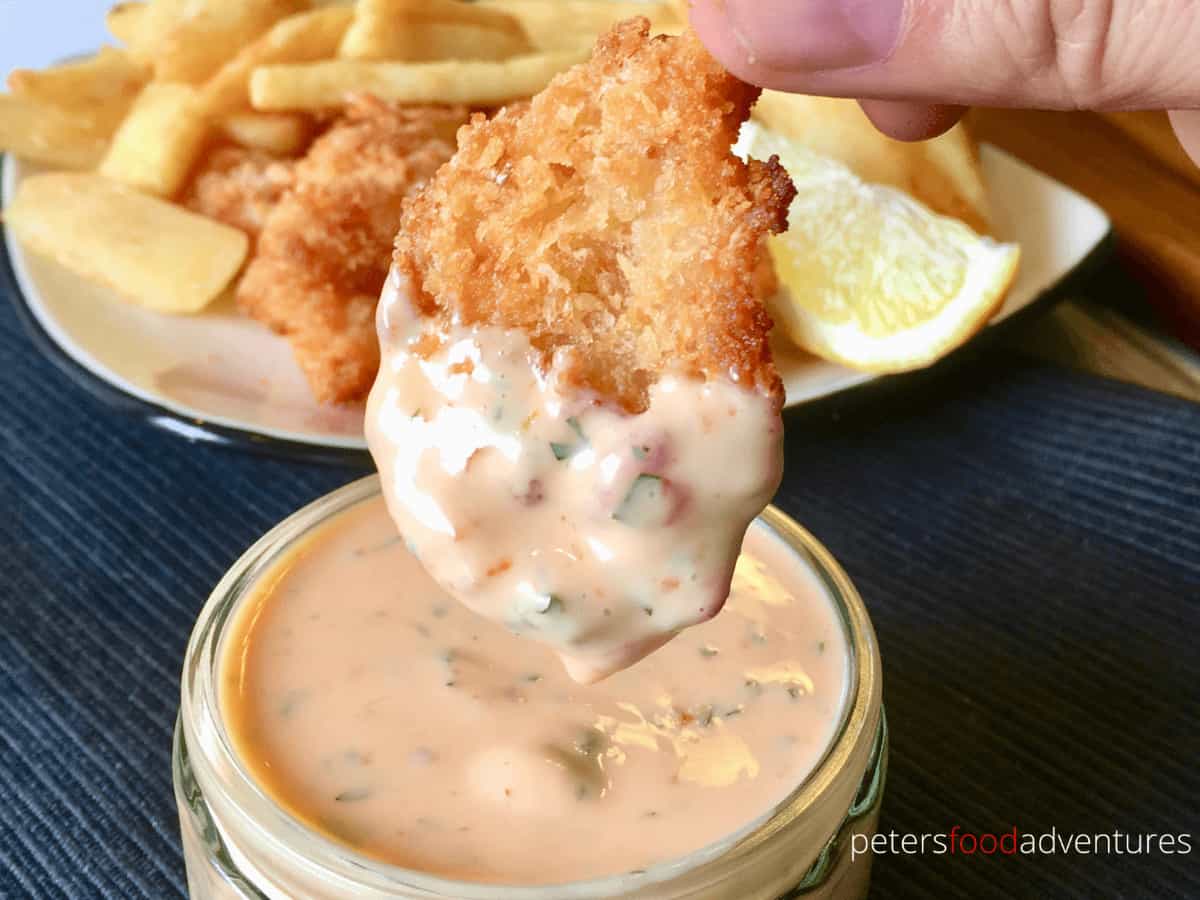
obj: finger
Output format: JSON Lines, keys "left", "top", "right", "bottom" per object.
{"left": 691, "top": 0, "right": 1200, "bottom": 111}
{"left": 857, "top": 100, "right": 966, "bottom": 141}
{"left": 1168, "top": 110, "right": 1200, "bottom": 167}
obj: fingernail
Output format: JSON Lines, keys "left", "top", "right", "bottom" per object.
{"left": 725, "top": 0, "right": 905, "bottom": 71}
{"left": 1169, "top": 110, "right": 1200, "bottom": 167}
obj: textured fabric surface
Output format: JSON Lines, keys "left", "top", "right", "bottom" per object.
{"left": 0, "top": 278, "right": 1197, "bottom": 899}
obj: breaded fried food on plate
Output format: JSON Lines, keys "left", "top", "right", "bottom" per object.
{"left": 181, "top": 146, "right": 295, "bottom": 245}
{"left": 393, "top": 17, "right": 793, "bottom": 414}
{"left": 237, "top": 96, "right": 468, "bottom": 404}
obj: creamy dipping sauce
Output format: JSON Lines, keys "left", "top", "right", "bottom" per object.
{"left": 220, "top": 496, "right": 849, "bottom": 886}
{"left": 366, "top": 275, "right": 784, "bottom": 681}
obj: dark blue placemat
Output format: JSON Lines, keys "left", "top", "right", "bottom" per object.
{"left": 1, "top": 284, "right": 1197, "bottom": 898}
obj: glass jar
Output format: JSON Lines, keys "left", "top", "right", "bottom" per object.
{"left": 175, "top": 476, "right": 886, "bottom": 899}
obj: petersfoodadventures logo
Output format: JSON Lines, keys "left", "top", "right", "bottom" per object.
{"left": 852, "top": 827, "right": 1194, "bottom": 861}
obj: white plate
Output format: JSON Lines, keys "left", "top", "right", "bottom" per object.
{"left": 1, "top": 146, "right": 1110, "bottom": 455}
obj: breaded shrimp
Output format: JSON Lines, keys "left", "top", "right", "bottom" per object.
{"left": 393, "top": 18, "right": 794, "bottom": 413}
{"left": 181, "top": 146, "right": 295, "bottom": 245}
{"left": 237, "top": 96, "right": 468, "bottom": 404}
{"left": 368, "top": 21, "right": 796, "bottom": 681}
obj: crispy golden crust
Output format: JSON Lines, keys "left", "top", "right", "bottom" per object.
{"left": 236, "top": 96, "right": 468, "bottom": 404}
{"left": 181, "top": 146, "right": 295, "bottom": 244}
{"left": 394, "top": 19, "right": 793, "bottom": 413}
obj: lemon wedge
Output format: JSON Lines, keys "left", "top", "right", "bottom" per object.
{"left": 736, "top": 120, "right": 1020, "bottom": 372}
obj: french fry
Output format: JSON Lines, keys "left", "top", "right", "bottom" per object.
{"left": 200, "top": 6, "right": 355, "bottom": 116}
{"left": 218, "top": 111, "right": 314, "bottom": 156}
{"left": 153, "top": 0, "right": 310, "bottom": 84}
{"left": 105, "top": 1, "right": 181, "bottom": 65}
{"left": 6, "top": 47, "right": 147, "bottom": 106}
{"left": 478, "top": 0, "right": 682, "bottom": 50}
{"left": 339, "top": 0, "right": 532, "bottom": 61}
{"left": 250, "top": 50, "right": 586, "bottom": 110}
{"left": 105, "top": 2, "right": 149, "bottom": 48}
{"left": 342, "top": 21, "right": 533, "bottom": 62}
{"left": 351, "top": 0, "right": 530, "bottom": 33}
{"left": 0, "top": 95, "right": 110, "bottom": 169}
{"left": 100, "top": 83, "right": 211, "bottom": 197}
{"left": 3, "top": 173, "right": 248, "bottom": 315}
{"left": 7, "top": 47, "right": 150, "bottom": 138}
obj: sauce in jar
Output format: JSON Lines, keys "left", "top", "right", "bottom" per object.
{"left": 220, "top": 495, "right": 849, "bottom": 886}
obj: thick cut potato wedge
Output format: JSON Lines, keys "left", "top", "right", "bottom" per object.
{"left": 0, "top": 95, "right": 110, "bottom": 169}
{"left": 251, "top": 50, "right": 586, "bottom": 109}
{"left": 100, "top": 83, "right": 211, "bottom": 197}
{"left": 3, "top": 173, "right": 249, "bottom": 315}
{"left": 2, "top": 48, "right": 151, "bottom": 167}
{"left": 7, "top": 47, "right": 150, "bottom": 136}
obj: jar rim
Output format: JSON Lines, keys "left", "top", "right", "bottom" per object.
{"left": 179, "top": 475, "right": 882, "bottom": 898}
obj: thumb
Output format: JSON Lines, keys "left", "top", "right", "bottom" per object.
{"left": 690, "top": 0, "right": 1200, "bottom": 111}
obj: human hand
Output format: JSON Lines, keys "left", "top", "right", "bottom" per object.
{"left": 690, "top": 0, "right": 1200, "bottom": 164}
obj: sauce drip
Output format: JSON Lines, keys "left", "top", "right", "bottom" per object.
{"left": 366, "top": 274, "right": 784, "bottom": 681}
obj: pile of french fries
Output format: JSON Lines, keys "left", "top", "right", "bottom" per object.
{"left": 0, "top": 0, "right": 684, "bottom": 314}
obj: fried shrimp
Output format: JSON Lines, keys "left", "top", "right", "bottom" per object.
{"left": 182, "top": 146, "right": 295, "bottom": 245}
{"left": 368, "top": 21, "right": 796, "bottom": 681}
{"left": 237, "top": 96, "right": 468, "bottom": 404}
{"left": 393, "top": 18, "right": 794, "bottom": 413}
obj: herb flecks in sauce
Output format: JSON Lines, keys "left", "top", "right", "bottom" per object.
{"left": 353, "top": 535, "right": 404, "bottom": 558}
{"left": 573, "top": 728, "right": 607, "bottom": 758}
{"left": 543, "top": 728, "right": 610, "bottom": 803}
{"left": 613, "top": 474, "right": 671, "bottom": 528}
{"left": 550, "top": 416, "right": 589, "bottom": 461}
{"left": 277, "top": 689, "right": 309, "bottom": 719}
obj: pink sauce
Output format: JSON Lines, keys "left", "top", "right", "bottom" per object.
{"left": 366, "top": 273, "right": 784, "bottom": 681}
{"left": 220, "top": 495, "right": 849, "bottom": 885}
